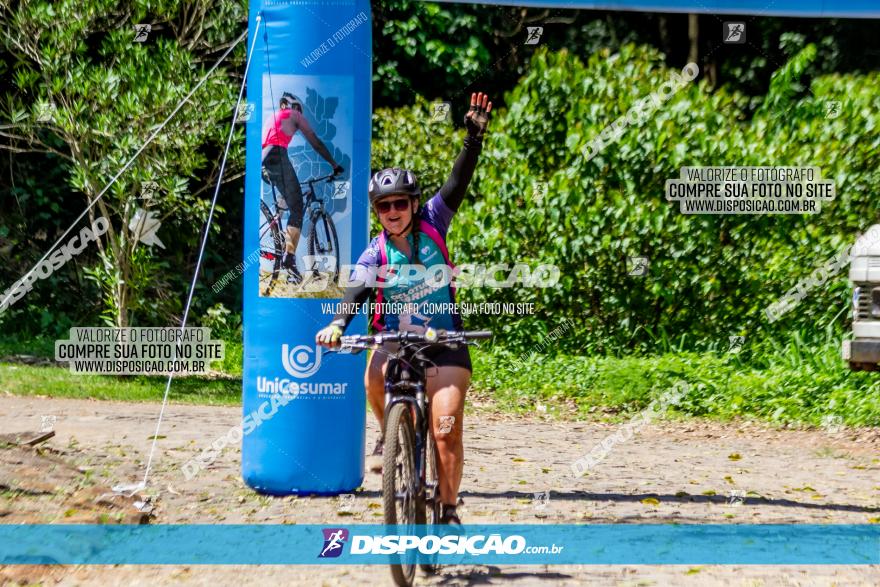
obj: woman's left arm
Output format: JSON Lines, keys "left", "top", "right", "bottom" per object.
{"left": 438, "top": 92, "right": 492, "bottom": 212}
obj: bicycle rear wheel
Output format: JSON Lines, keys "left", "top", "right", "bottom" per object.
{"left": 383, "top": 403, "right": 417, "bottom": 587}
{"left": 259, "top": 201, "right": 283, "bottom": 294}
{"left": 307, "top": 209, "right": 340, "bottom": 279}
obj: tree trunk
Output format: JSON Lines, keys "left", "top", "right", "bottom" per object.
{"left": 687, "top": 14, "right": 699, "bottom": 66}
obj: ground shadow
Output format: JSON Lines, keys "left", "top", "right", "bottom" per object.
{"left": 456, "top": 490, "right": 880, "bottom": 514}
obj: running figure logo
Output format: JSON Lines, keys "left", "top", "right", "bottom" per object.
{"left": 525, "top": 26, "right": 543, "bottom": 45}
{"left": 723, "top": 22, "right": 745, "bottom": 44}
{"left": 318, "top": 528, "right": 349, "bottom": 558}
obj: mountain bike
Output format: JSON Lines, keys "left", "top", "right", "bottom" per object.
{"left": 338, "top": 328, "right": 492, "bottom": 586}
{"left": 259, "top": 172, "right": 341, "bottom": 295}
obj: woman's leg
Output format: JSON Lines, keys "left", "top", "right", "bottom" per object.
{"left": 364, "top": 349, "right": 387, "bottom": 429}
{"left": 280, "top": 155, "right": 304, "bottom": 255}
{"left": 427, "top": 365, "right": 471, "bottom": 507}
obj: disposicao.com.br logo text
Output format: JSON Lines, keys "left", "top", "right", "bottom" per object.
{"left": 322, "top": 531, "right": 563, "bottom": 557}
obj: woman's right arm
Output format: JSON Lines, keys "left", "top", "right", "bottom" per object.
{"left": 316, "top": 244, "right": 379, "bottom": 346}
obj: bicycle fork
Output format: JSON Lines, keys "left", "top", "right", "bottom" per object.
{"left": 384, "top": 385, "right": 431, "bottom": 500}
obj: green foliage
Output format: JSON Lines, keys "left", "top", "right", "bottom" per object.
{"left": 372, "top": 44, "right": 880, "bottom": 354}
{"left": 0, "top": 0, "right": 246, "bottom": 327}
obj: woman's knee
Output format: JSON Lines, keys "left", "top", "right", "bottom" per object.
{"left": 432, "top": 408, "right": 463, "bottom": 447}
{"left": 365, "top": 354, "right": 386, "bottom": 391}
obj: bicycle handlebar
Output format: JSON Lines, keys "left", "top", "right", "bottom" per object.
{"left": 301, "top": 173, "right": 337, "bottom": 186}
{"left": 338, "top": 328, "right": 492, "bottom": 351}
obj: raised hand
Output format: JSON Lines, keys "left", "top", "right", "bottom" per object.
{"left": 464, "top": 92, "right": 492, "bottom": 138}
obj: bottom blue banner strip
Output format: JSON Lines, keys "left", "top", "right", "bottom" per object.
{"left": 0, "top": 525, "right": 877, "bottom": 565}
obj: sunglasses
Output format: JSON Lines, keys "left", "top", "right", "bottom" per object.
{"left": 374, "top": 198, "right": 411, "bottom": 214}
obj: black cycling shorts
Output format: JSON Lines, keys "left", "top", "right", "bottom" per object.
{"left": 370, "top": 340, "right": 472, "bottom": 374}
{"left": 261, "top": 146, "right": 304, "bottom": 230}
{"left": 421, "top": 344, "right": 472, "bottom": 372}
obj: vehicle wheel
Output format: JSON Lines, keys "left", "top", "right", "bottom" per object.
{"left": 260, "top": 201, "right": 283, "bottom": 294}
{"left": 383, "top": 403, "right": 417, "bottom": 587}
{"left": 418, "top": 431, "right": 440, "bottom": 574}
{"left": 307, "top": 209, "right": 340, "bottom": 279}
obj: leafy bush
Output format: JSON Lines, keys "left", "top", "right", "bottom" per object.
{"left": 373, "top": 44, "right": 880, "bottom": 356}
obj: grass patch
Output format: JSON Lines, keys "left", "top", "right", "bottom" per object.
{"left": 2, "top": 330, "right": 879, "bottom": 426}
{"left": 0, "top": 335, "right": 56, "bottom": 358}
{"left": 470, "top": 335, "right": 880, "bottom": 427}
{"left": 0, "top": 333, "right": 243, "bottom": 404}
{"left": 0, "top": 364, "right": 240, "bottom": 405}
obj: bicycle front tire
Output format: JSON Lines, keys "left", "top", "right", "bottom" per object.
{"left": 383, "top": 402, "right": 418, "bottom": 587}
{"left": 417, "top": 430, "right": 440, "bottom": 574}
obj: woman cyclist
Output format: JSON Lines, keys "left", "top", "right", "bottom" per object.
{"left": 262, "top": 91, "right": 343, "bottom": 284}
{"left": 316, "top": 92, "right": 492, "bottom": 525}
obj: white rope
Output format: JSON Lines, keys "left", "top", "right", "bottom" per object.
{"left": 134, "top": 15, "right": 264, "bottom": 492}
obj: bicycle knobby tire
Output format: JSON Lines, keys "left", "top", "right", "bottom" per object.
{"left": 383, "top": 403, "right": 417, "bottom": 587}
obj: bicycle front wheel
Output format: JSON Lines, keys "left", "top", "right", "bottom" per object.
{"left": 383, "top": 402, "right": 417, "bottom": 587}
{"left": 417, "top": 430, "right": 440, "bottom": 574}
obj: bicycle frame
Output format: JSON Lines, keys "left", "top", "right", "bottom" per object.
{"left": 336, "top": 329, "right": 491, "bottom": 524}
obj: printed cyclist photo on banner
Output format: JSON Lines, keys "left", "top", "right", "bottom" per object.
{"left": 259, "top": 73, "right": 353, "bottom": 299}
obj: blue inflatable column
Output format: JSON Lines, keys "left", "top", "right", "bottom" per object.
{"left": 241, "top": 1, "right": 371, "bottom": 495}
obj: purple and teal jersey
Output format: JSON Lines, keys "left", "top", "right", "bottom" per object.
{"left": 354, "top": 193, "right": 462, "bottom": 333}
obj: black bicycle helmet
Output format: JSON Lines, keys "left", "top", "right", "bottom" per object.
{"left": 280, "top": 92, "right": 303, "bottom": 112}
{"left": 368, "top": 168, "right": 421, "bottom": 204}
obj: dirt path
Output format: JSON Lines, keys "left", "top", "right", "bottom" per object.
{"left": 1, "top": 394, "right": 878, "bottom": 586}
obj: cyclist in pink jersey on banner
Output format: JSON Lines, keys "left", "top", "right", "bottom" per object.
{"left": 262, "top": 92, "right": 343, "bottom": 284}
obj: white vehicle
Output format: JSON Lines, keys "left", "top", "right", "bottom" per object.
{"left": 843, "top": 224, "right": 880, "bottom": 370}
